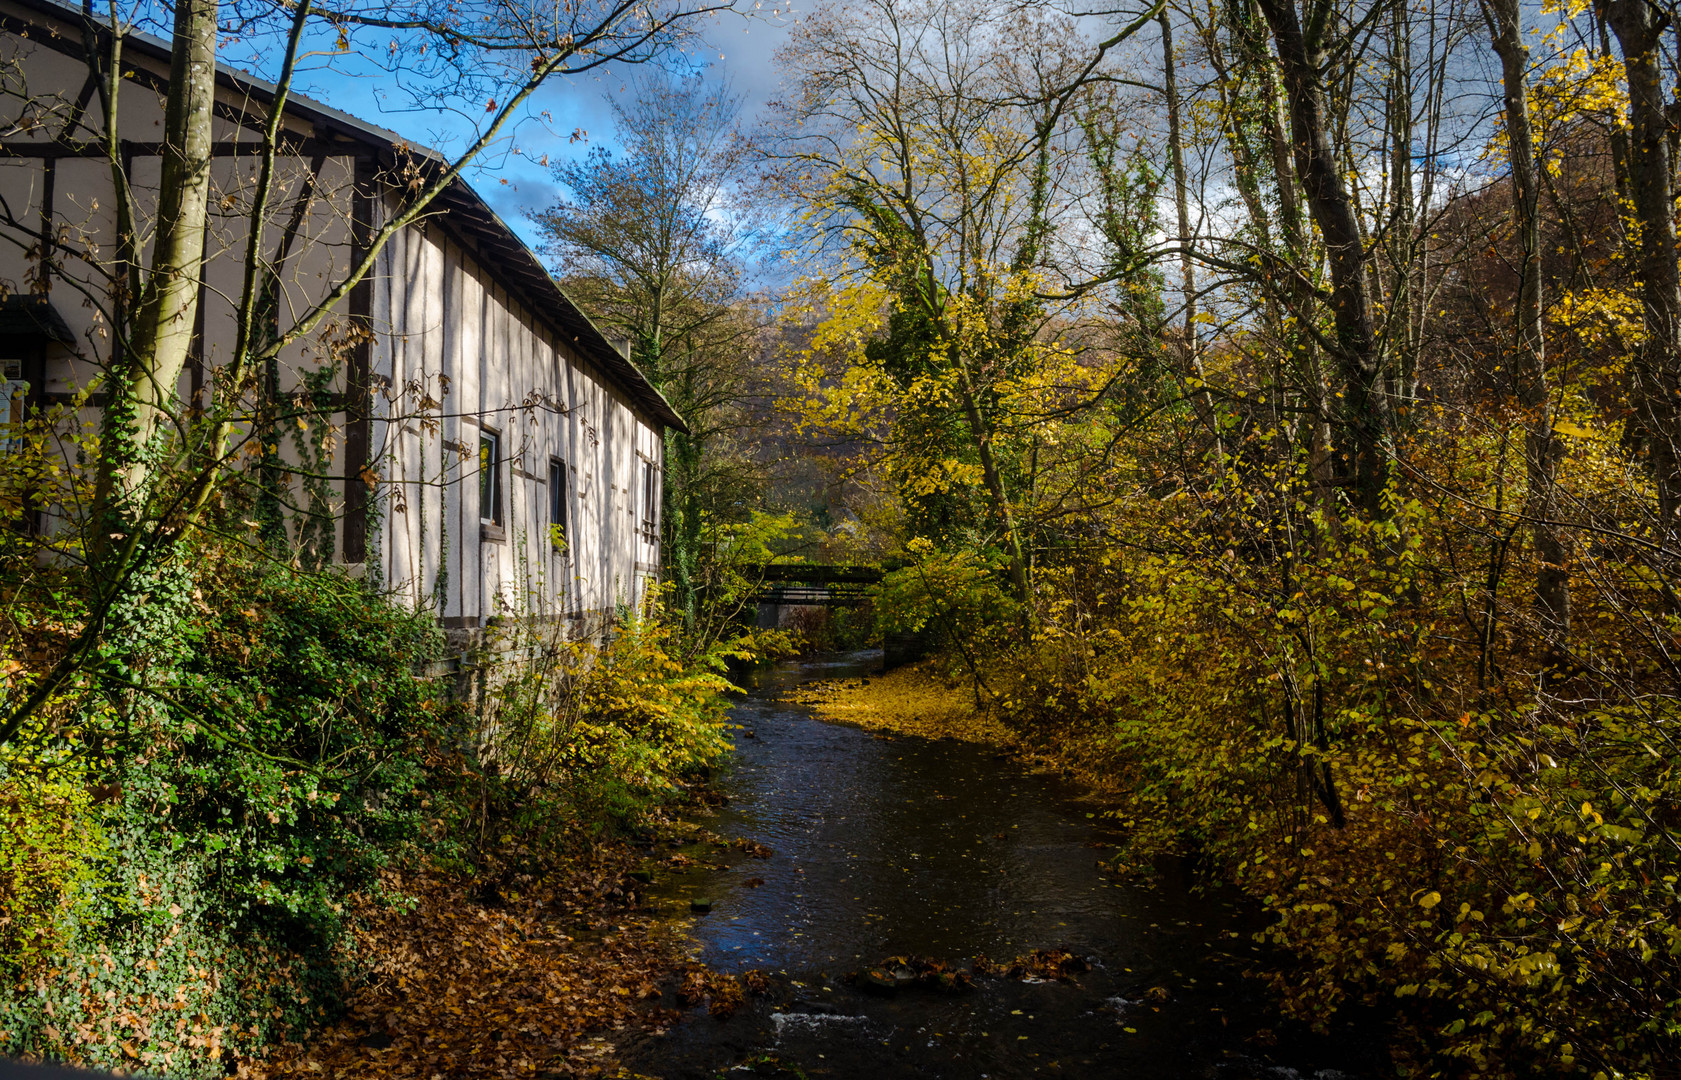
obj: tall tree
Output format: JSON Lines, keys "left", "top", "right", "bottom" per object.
{"left": 1157, "top": 7, "right": 1224, "bottom": 465}
{"left": 1482, "top": 0, "right": 1570, "bottom": 644}
{"left": 1603, "top": 0, "right": 1681, "bottom": 533}
{"left": 765, "top": 0, "right": 1164, "bottom": 604}
{"left": 93, "top": 0, "right": 217, "bottom": 523}
{"left": 1254, "top": 0, "right": 1395, "bottom": 516}
{"left": 536, "top": 74, "right": 757, "bottom": 632}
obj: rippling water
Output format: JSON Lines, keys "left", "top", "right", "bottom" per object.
{"left": 623, "top": 651, "right": 1387, "bottom": 1079}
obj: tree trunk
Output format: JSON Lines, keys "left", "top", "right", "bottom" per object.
{"left": 663, "top": 353, "right": 703, "bottom": 635}
{"left": 955, "top": 373, "right": 1030, "bottom": 605}
{"left": 1160, "top": 9, "right": 1224, "bottom": 466}
{"left": 1594, "top": 5, "right": 1635, "bottom": 230}
{"left": 1389, "top": 0, "right": 1420, "bottom": 415}
{"left": 644, "top": 288, "right": 704, "bottom": 634}
{"left": 1605, "top": 0, "right": 1681, "bottom": 534}
{"left": 1161, "top": 11, "right": 1197, "bottom": 340}
{"left": 1485, "top": 0, "right": 1570, "bottom": 646}
{"left": 1230, "top": 0, "right": 1337, "bottom": 506}
{"left": 1255, "top": 0, "right": 1393, "bottom": 516}
{"left": 95, "top": 0, "right": 217, "bottom": 525}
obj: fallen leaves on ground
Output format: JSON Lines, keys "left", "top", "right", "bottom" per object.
{"left": 243, "top": 846, "right": 683, "bottom": 1080}
{"left": 784, "top": 664, "right": 1012, "bottom": 743}
{"left": 659, "top": 852, "right": 713, "bottom": 870}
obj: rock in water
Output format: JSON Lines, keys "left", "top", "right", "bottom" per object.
{"left": 860, "top": 968, "right": 899, "bottom": 995}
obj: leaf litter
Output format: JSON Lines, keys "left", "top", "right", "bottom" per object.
{"left": 244, "top": 822, "right": 763, "bottom": 1079}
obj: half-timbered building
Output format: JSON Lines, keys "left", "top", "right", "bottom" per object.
{"left": 0, "top": 0, "right": 679, "bottom": 633}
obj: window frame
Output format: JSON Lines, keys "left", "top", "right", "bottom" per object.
{"left": 548, "top": 455, "right": 568, "bottom": 553}
{"left": 1, "top": 357, "right": 25, "bottom": 458}
{"left": 478, "top": 429, "right": 503, "bottom": 528}
{"left": 640, "top": 460, "right": 659, "bottom": 543}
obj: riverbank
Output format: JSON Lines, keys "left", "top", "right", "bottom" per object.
{"left": 785, "top": 665, "right": 1011, "bottom": 745}
{"left": 244, "top": 839, "right": 682, "bottom": 1080}
{"left": 238, "top": 793, "right": 778, "bottom": 1079}
{"left": 788, "top": 651, "right": 1672, "bottom": 1079}
{"left": 787, "top": 663, "right": 1126, "bottom": 804}
{"left": 618, "top": 650, "right": 1388, "bottom": 1080}
{"left": 0, "top": 562, "right": 751, "bottom": 1079}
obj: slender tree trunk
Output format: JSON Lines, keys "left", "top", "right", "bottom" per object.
{"left": 1161, "top": 11, "right": 1197, "bottom": 340}
{"left": 1256, "top": 0, "right": 1393, "bottom": 516}
{"left": 1485, "top": 0, "right": 1571, "bottom": 646}
{"left": 1594, "top": 6, "right": 1635, "bottom": 213}
{"left": 664, "top": 349, "right": 702, "bottom": 634}
{"left": 1160, "top": 9, "right": 1224, "bottom": 466}
{"left": 94, "top": 0, "right": 217, "bottom": 526}
{"left": 1605, "top": 0, "right": 1681, "bottom": 534}
{"left": 1389, "top": 0, "right": 1420, "bottom": 415}
{"left": 1235, "top": 0, "right": 1335, "bottom": 506}
{"left": 644, "top": 288, "right": 706, "bottom": 634}
{"left": 954, "top": 371, "right": 1029, "bottom": 605}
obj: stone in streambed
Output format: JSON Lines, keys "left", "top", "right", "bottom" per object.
{"left": 933, "top": 970, "right": 967, "bottom": 993}
{"left": 859, "top": 968, "right": 899, "bottom": 995}
{"left": 691, "top": 897, "right": 714, "bottom": 913}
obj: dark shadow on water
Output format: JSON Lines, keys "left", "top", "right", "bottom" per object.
{"left": 625, "top": 650, "right": 1392, "bottom": 1079}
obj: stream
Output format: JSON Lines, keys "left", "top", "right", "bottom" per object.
{"left": 621, "top": 650, "right": 1390, "bottom": 1079}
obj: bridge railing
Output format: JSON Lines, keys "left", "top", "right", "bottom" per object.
{"left": 742, "top": 564, "right": 887, "bottom": 607}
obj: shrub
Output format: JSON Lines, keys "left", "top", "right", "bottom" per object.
{"left": 1, "top": 541, "right": 753, "bottom": 1076}
{"left": 457, "top": 609, "right": 745, "bottom": 871}
{"left": 0, "top": 548, "right": 451, "bottom": 1076}
{"left": 978, "top": 491, "right": 1681, "bottom": 1078}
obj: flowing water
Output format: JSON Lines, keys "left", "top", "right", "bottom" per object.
{"left": 622, "top": 651, "right": 1388, "bottom": 1079}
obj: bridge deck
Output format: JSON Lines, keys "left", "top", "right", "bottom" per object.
{"left": 745, "top": 564, "right": 886, "bottom": 606}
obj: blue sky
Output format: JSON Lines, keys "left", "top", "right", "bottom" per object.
{"left": 257, "top": 6, "right": 801, "bottom": 256}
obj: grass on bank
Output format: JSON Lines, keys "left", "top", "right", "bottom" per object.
{"left": 784, "top": 664, "right": 1011, "bottom": 745}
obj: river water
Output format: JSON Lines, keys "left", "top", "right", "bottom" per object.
{"left": 622, "top": 651, "right": 1388, "bottom": 1079}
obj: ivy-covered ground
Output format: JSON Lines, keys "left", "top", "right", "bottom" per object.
{"left": 0, "top": 547, "right": 762, "bottom": 1079}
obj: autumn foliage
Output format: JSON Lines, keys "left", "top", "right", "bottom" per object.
{"left": 764, "top": 0, "right": 1681, "bottom": 1075}
{"left": 247, "top": 859, "right": 680, "bottom": 1080}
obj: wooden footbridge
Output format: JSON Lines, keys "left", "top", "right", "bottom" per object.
{"left": 746, "top": 564, "right": 885, "bottom": 607}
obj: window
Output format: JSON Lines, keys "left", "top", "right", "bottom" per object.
{"left": 641, "top": 461, "right": 659, "bottom": 542}
{"left": 479, "top": 432, "right": 502, "bottom": 525}
{"left": 548, "top": 456, "right": 568, "bottom": 551}
{"left": 2, "top": 358, "right": 26, "bottom": 456}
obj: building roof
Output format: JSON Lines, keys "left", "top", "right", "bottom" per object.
{"left": 2, "top": 0, "right": 687, "bottom": 433}
{"left": 0, "top": 296, "right": 76, "bottom": 344}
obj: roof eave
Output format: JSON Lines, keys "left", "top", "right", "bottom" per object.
{"left": 2, "top": 0, "right": 688, "bottom": 434}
